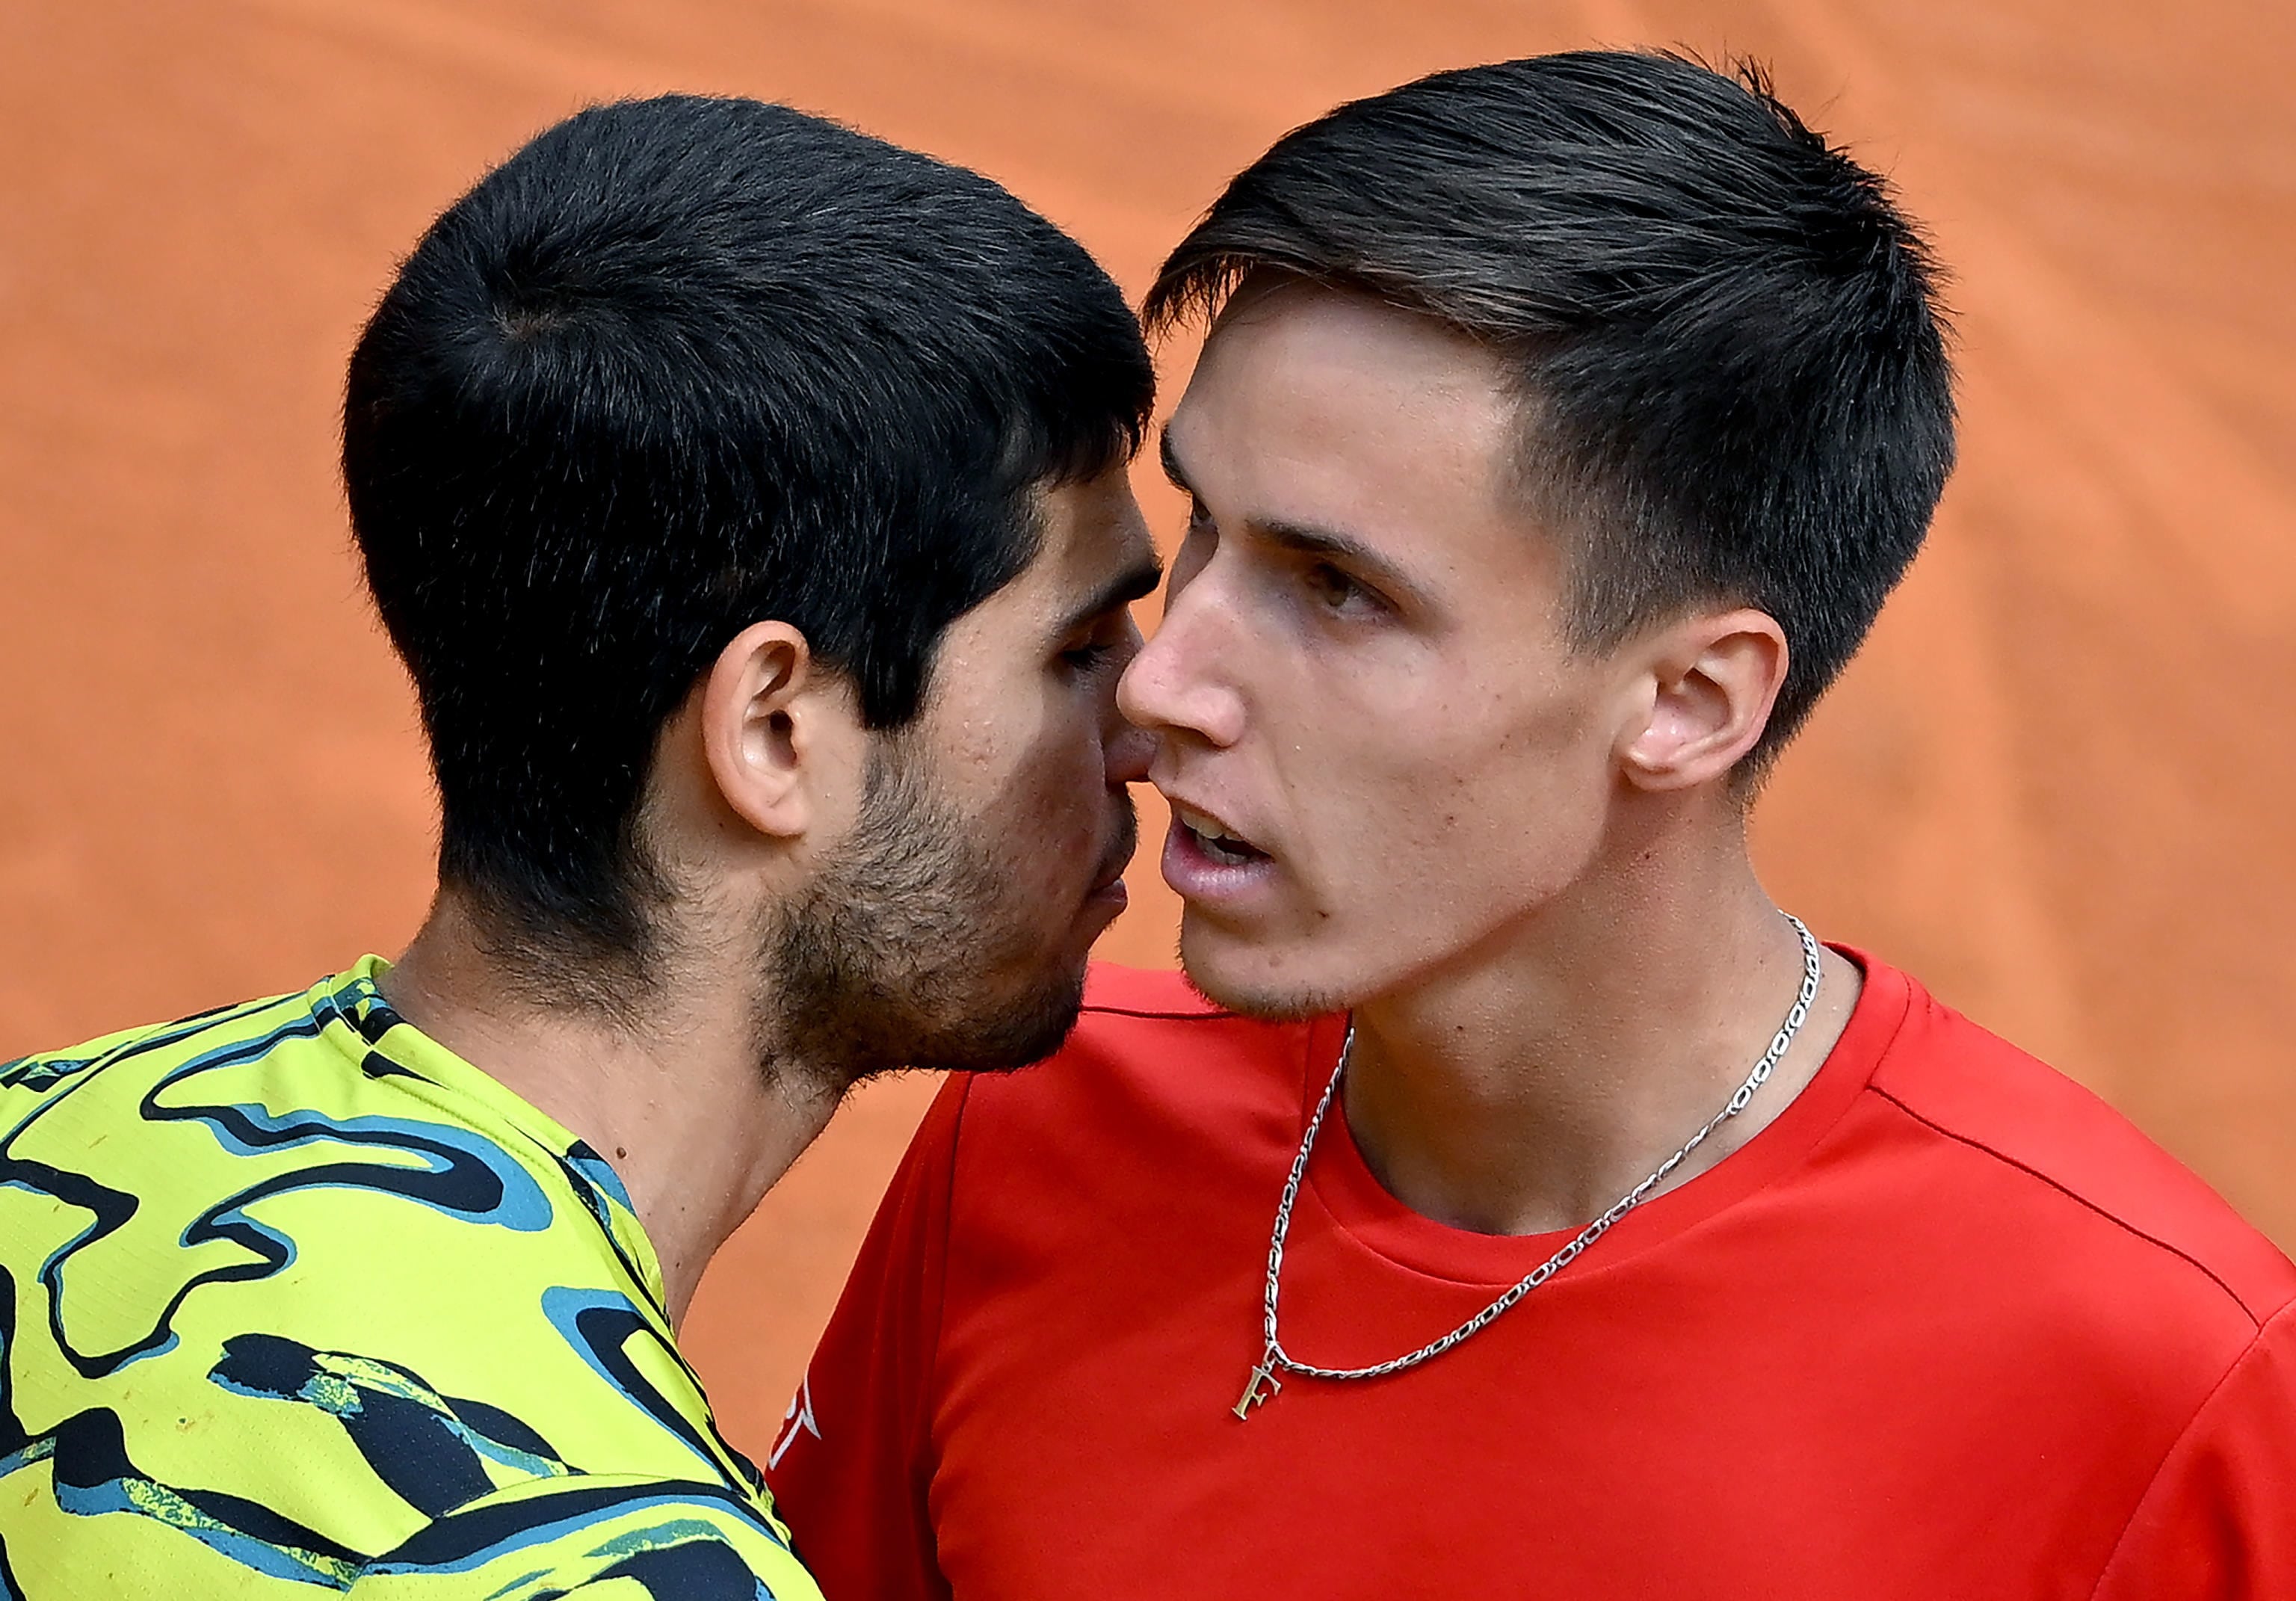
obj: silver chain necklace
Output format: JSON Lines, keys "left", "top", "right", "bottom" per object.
{"left": 1233, "top": 913, "right": 1824, "bottom": 1419}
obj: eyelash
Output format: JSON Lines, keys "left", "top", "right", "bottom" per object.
{"left": 1061, "top": 640, "right": 1123, "bottom": 672}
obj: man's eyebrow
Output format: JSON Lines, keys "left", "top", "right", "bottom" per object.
{"left": 1253, "top": 518, "right": 1427, "bottom": 609}
{"left": 1162, "top": 424, "right": 1428, "bottom": 611}
{"left": 1056, "top": 553, "right": 1164, "bottom": 638}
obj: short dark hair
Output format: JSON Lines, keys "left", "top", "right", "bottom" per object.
{"left": 1146, "top": 52, "right": 1954, "bottom": 770}
{"left": 345, "top": 94, "right": 1152, "bottom": 987}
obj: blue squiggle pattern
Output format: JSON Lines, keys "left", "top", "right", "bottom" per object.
{"left": 0, "top": 970, "right": 815, "bottom": 1597}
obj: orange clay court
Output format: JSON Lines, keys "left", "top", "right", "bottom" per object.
{"left": 1, "top": 0, "right": 2292, "bottom": 1457}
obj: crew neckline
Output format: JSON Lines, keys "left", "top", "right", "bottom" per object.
{"left": 1300, "top": 946, "right": 1912, "bottom": 1286}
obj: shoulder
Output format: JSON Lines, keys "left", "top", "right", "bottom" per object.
{"left": 1859, "top": 958, "right": 2296, "bottom": 1328}
{"left": 2, "top": 988, "right": 314, "bottom": 1101}
{"left": 0, "top": 978, "right": 702, "bottom": 1455}
{"left": 0, "top": 986, "right": 782, "bottom": 1580}
{"left": 0, "top": 987, "right": 771, "bottom": 1552}
{"left": 0, "top": 979, "right": 577, "bottom": 1259}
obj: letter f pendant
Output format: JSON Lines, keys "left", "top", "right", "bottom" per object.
{"left": 1233, "top": 1344, "right": 1283, "bottom": 1420}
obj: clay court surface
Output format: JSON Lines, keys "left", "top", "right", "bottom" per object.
{"left": 4, "top": 0, "right": 2293, "bottom": 1452}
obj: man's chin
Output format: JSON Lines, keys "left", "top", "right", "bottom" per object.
{"left": 901, "top": 961, "right": 1091, "bottom": 1077}
{"left": 1176, "top": 922, "right": 1345, "bottom": 1024}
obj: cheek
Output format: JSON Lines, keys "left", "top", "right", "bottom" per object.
{"left": 1018, "top": 755, "right": 1105, "bottom": 860}
{"left": 1297, "top": 684, "right": 1612, "bottom": 931}
{"left": 971, "top": 711, "right": 1111, "bottom": 879}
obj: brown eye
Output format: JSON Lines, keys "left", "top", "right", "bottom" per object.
{"left": 1306, "top": 564, "right": 1365, "bottom": 609}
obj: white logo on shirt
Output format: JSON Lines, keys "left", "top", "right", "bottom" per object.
{"left": 768, "top": 1369, "right": 821, "bottom": 1469}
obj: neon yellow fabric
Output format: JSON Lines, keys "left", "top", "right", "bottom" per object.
{"left": 0, "top": 959, "right": 822, "bottom": 1598}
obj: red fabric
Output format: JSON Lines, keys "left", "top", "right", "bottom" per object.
{"left": 769, "top": 955, "right": 2296, "bottom": 1600}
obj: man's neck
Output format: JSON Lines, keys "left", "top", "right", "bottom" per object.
{"left": 377, "top": 895, "right": 836, "bottom": 1329}
{"left": 1342, "top": 838, "right": 1861, "bottom": 1238}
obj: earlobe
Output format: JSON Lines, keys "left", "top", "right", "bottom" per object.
{"left": 1620, "top": 611, "right": 1789, "bottom": 792}
{"left": 700, "top": 620, "right": 821, "bottom": 841}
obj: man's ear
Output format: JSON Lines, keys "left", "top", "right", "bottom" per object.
{"left": 698, "top": 620, "right": 848, "bottom": 841}
{"left": 1618, "top": 608, "right": 1789, "bottom": 792}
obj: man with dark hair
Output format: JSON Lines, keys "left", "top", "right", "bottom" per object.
{"left": 0, "top": 94, "right": 1159, "bottom": 1595}
{"left": 771, "top": 53, "right": 2296, "bottom": 1597}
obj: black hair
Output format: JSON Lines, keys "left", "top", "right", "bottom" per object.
{"left": 1146, "top": 51, "right": 1954, "bottom": 771}
{"left": 345, "top": 94, "right": 1153, "bottom": 991}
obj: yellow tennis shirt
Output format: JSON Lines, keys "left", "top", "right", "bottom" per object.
{"left": 0, "top": 958, "right": 824, "bottom": 1598}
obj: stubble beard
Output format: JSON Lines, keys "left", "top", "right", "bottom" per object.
{"left": 1176, "top": 915, "right": 1349, "bottom": 1025}
{"left": 760, "top": 745, "right": 1128, "bottom": 1094}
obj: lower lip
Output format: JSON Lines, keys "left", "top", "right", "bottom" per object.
{"left": 1161, "top": 822, "right": 1277, "bottom": 908}
{"left": 1085, "top": 876, "right": 1129, "bottom": 916}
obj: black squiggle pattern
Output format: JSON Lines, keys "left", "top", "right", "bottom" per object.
{"left": 4, "top": 1008, "right": 555, "bottom": 1378}
{"left": 0, "top": 972, "right": 816, "bottom": 1597}
{"left": 209, "top": 1333, "right": 571, "bottom": 1519}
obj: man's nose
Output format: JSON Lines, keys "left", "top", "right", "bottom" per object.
{"left": 1117, "top": 591, "right": 1244, "bottom": 750}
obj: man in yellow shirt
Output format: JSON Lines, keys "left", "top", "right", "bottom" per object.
{"left": 0, "top": 91, "right": 1158, "bottom": 1596}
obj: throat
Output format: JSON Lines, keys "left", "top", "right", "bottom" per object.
{"left": 1336, "top": 922, "right": 1854, "bottom": 1238}
{"left": 1340, "top": 1066, "right": 1635, "bottom": 1236}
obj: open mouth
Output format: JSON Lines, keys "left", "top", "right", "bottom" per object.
{"left": 1173, "top": 806, "right": 1268, "bottom": 867}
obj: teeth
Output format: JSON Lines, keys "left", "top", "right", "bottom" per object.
{"left": 1176, "top": 806, "right": 1244, "bottom": 848}
{"left": 1176, "top": 805, "right": 1262, "bottom": 864}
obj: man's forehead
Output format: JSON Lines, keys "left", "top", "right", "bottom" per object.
{"left": 1162, "top": 305, "right": 1558, "bottom": 620}
{"left": 1007, "top": 472, "right": 1158, "bottom": 623}
{"left": 1044, "top": 473, "right": 1152, "bottom": 567}
{"left": 1201, "top": 283, "right": 1506, "bottom": 397}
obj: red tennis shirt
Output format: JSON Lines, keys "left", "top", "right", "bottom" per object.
{"left": 768, "top": 955, "right": 2296, "bottom": 1598}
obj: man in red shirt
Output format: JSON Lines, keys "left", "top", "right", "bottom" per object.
{"left": 768, "top": 52, "right": 2296, "bottom": 1597}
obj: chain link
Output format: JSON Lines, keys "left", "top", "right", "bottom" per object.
{"left": 1257, "top": 913, "right": 1824, "bottom": 1386}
